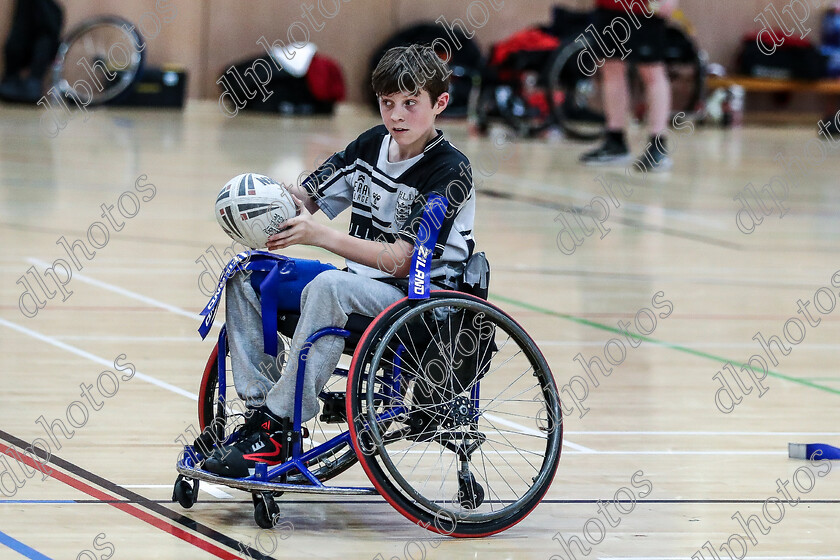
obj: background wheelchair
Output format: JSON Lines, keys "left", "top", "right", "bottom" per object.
{"left": 51, "top": 15, "right": 145, "bottom": 106}
{"left": 173, "top": 245, "right": 564, "bottom": 537}
{"left": 472, "top": 8, "right": 706, "bottom": 140}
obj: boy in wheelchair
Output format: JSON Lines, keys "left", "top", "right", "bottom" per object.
{"left": 204, "top": 44, "right": 477, "bottom": 478}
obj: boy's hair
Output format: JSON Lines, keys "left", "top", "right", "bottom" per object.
{"left": 371, "top": 44, "right": 451, "bottom": 104}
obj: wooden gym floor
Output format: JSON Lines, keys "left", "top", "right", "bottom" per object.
{"left": 0, "top": 101, "right": 838, "bottom": 559}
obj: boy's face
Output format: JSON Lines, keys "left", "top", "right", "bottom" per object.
{"left": 378, "top": 89, "right": 449, "bottom": 149}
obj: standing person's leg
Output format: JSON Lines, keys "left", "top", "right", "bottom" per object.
{"left": 632, "top": 16, "right": 672, "bottom": 172}
{"left": 603, "top": 60, "right": 630, "bottom": 132}
{"left": 638, "top": 63, "right": 670, "bottom": 136}
{"left": 580, "top": 10, "right": 632, "bottom": 165}
{"left": 580, "top": 60, "right": 633, "bottom": 165}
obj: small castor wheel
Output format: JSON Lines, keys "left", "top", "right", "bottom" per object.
{"left": 253, "top": 492, "right": 280, "bottom": 529}
{"left": 457, "top": 471, "right": 485, "bottom": 509}
{"left": 172, "top": 476, "right": 198, "bottom": 509}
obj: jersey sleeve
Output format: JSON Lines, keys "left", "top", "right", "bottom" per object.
{"left": 396, "top": 159, "right": 474, "bottom": 258}
{"left": 302, "top": 140, "right": 358, "bottom": 219}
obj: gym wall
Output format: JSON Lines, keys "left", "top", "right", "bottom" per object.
{"left": 0, "top": 0, "right": 824, "bottom": 104}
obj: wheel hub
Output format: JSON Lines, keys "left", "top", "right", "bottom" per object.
{"left": 442, "top": 396, "right": 475, "bottom": 429}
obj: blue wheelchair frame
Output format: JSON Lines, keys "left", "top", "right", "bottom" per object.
{"left": 177, "top": 194, "right": 454, "bottom": 496}
{"left": 179, "top": 323, "right": 374, "bottom": 494}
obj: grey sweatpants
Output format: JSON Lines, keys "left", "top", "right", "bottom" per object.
{"left": 225, "top": 269, "right": 405, "bottom": 422}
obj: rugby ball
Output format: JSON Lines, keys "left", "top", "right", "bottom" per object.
{"left": 215, "top": 173, "right": 298, "bottom": 249}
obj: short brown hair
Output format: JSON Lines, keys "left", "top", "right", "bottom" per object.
{"left": 371, "top": 44, "right": 451, "bottom": 103}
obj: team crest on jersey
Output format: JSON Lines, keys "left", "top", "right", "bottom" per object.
{"left": 352, "top": 174, "right": 370, "bottom": 205}
{"left": 395, "top": 191, "right": 412, "bottom": 227}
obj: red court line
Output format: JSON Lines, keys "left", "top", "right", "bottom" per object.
{"left": 0, "top": 445, "right": 240, "bottom": 560}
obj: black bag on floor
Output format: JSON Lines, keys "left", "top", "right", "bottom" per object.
{"left": 739, "top": 32, "right": 827, "bottom": 80}
{"left": 221, "top": 51, "right": 345, "bottom": 115}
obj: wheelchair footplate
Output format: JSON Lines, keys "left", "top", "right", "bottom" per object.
{"left": 174, "top": 445, "right": 377, "bottom": 496}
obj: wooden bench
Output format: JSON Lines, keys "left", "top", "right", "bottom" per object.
{"left": 707, "top": 75, "right": 840, "bottom": 94}
{"left": 705, "top": 75, "right": 840, "bottom": 121}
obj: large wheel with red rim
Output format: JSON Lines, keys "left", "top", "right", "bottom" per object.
{"left": 346, "top": 291, "right": 563, "bottom": 537}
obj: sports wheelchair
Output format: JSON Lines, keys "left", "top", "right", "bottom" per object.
{"left": 174, "top": 223, "right": 563, "bottom": 537}
{"left": 472, "top": 9, "right": 705, "bottom": 140}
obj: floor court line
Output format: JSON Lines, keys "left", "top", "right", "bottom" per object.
{"left": 0, "top": 432, "right": 274, "bottom": 560}
{"left": 27, "top": 257, "right": 208, "bottom": 323}
{"left": 496, "top": 264, "right": 831, "bottom": 289}
{"left": 535, "top": 341, "right": 840, "bottom": 350}
{"left": 601, "top": 557, "right": 840, "bottom": 560}
{"left": 563, "top": 431, "right": 840, "bottom": 436}
{"left": 19, "top": 260, "right": 831, "bottom": 455}
{"left": 0, "top": 317, "right": 197, "bottom": 401}
{"left": 0, "top": 530, "right": 53, "bottom": 560}
{"left": 54, "top": 335, "right": 197, "bottom": 342}
{"left": 490, "top": 293, "right": 840, "bottom": 397}
{"left": 28, "top": 264, "right": 601, "bottom": 454}
{"left": 484, "top": 413, "right": 594, "bottom": 453}
{"left": 123, "top": 483, "right": 233, "bottom": 499}
{"left": 5, "top": 498, "right": 839, "bottom": 505}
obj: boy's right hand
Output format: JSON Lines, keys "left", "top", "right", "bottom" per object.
{"left": 266, "top": 194, "right": 325, "bottom": 251}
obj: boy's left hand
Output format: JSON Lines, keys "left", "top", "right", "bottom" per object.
{"left": 266, "top": 194, "right": 323, "bottom": 251}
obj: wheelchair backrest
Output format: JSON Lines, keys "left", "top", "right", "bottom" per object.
{"left": 458, "top": 251, "right": 490, "bottom": 300}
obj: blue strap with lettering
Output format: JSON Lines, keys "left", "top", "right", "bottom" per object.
{"left": 198, "top": 251, "right": 255, "bottom": 340}
{"left": 409, "top": 194, "right": 448, "bottom": 300}
{"left": 197, "top": 251, "right": 295, "bottom": 349}
{"left": 197, "top": 251, "right": 334, "bottom": 356}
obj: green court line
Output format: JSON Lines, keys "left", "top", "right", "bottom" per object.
{"left": 490, "top": 292, "right": 840, "bottom": 397}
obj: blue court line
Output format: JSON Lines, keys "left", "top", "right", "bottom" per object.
{"left": 0, "top": 530, "right": 54, "bottom": 560}
{"left": 0, "top": 500, "right": 76, "bottom": 504}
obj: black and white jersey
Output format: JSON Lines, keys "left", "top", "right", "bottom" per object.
{"left": 302, "top": 125, "right": 475, "bottom": 285}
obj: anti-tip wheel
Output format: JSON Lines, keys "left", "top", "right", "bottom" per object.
{"left": 458, "top": 471, "right": 485, "bottom": 510}
{"left": 173, "top": 477, "right": 197, "bottom": 509}
{"left": 254, "top": 493, "right": 280, "bottom": 529}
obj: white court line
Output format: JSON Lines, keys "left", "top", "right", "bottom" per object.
{"left": 1, "top": 316, "right": 796, "bottom": 456}
{"left": 602, "top": 557, "right": 840, "bottom": 560}
{"left": 395, "top": 450, "right": 785, "bottom": 456}
{"left": 565, "top": 431, "right": 840, "bottom": 436}
{"left": 562, "top": 440, "right": 595, "bottom": 452}
{"left": 27, "top": 257, "right": 207, "bottom": 323}
{"left": 26, "top": 259, "right": 808, "bottom": 455}
{"left": 316, "top": 429, "right": 840, "bottom": 437}
{"left": 499, "top": 264, "right": 829, "bottom": 288}
{"left": 123, "top": 483, "right": 233, "bottom": 499}
{"left": 568, "top": 450, "right": 786, "bottom": 456}
{"left": 55, "top": 335, "right": 197, "bottom": 342}
{"left": 535, "top": 341, "right": 840, "bottom": 350}
{"left": 0, "top": 317, "right": 197, "bottom": 401}
{"left": 483, "top": 413, "right": 594, "bottom": 453}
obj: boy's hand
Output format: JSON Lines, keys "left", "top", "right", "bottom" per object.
{"left": 266, "top": 194, "right": 324, "bottom": 251}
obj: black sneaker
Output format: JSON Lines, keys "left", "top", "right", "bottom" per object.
{"left": 579, "top": 140, "right": 632, "bottom": 166}
{"left": 203, "top": 408, "right": 293, "bottom": 478}
{"left": 633, "top": 145, "right": 673, "bottom": 173}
